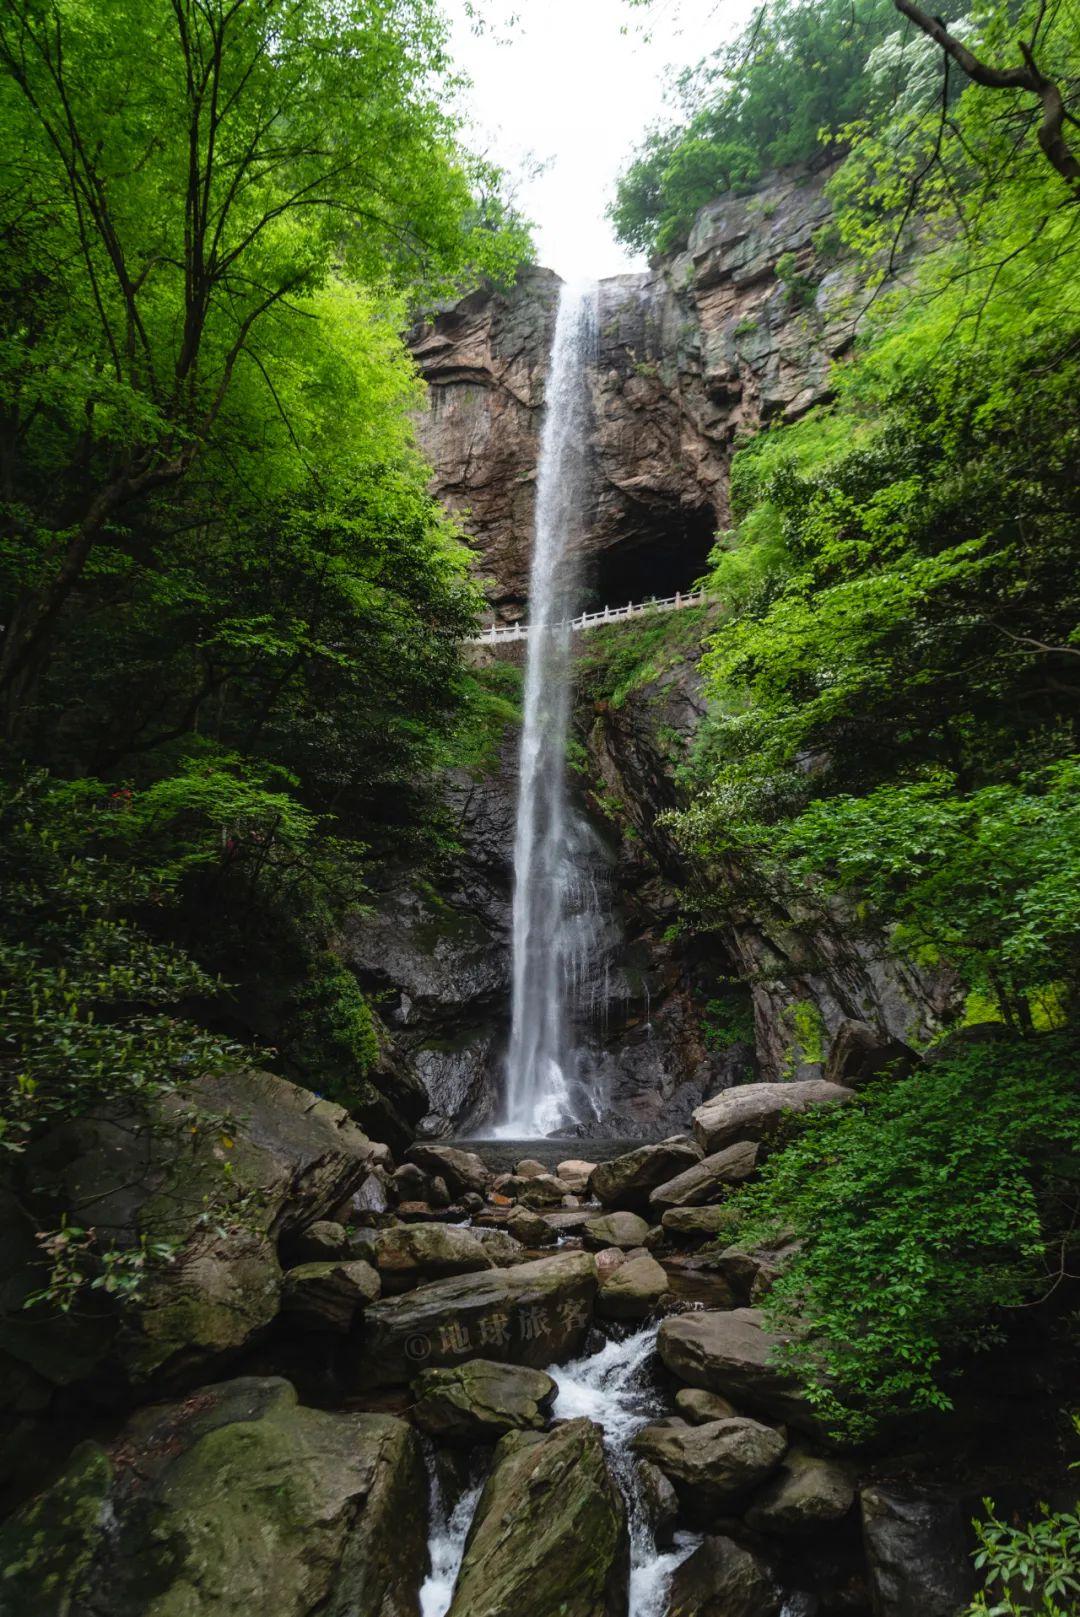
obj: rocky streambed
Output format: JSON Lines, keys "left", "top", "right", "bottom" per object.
{"left": 0, "top": 1068, "right": 985, "bottom": 1615}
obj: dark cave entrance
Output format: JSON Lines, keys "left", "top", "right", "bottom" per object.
{"left": 583, "top": 502, "right": 718, "bottom": 610}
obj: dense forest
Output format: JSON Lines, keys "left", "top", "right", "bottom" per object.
{"left": 1, "top": 1, "right": 1079, "bottom": 1613}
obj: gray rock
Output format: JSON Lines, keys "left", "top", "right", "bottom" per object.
{"left": 506, "top": 1207, "right": 559, "bottom": 1247}
{"left": 0, "top": 1378, "right": 427, "bottom": 1617}
{"left": 632, "top": 1416, "right": 786, "bottom": 1517}
{"left": 470, "top": 1227, "right": 530, "bottom": 1266}
{"left": 591, "top": 1139, "right": 703, "bottom": 1209}
{"left": 373, "top": 1223, "right": 494, "bottom": 1293}
{"left": 746, "top": 1449, "right": 854, "bottom": 1535}
{"left": 676, "top": 1388, "right": 737, "bottom": 1424}
{"left": 692, "top": 1081, "right": 853, "bottom": 1154}
{"left": 658, "top": 1308, "right": 821, "bottom": 1435}
{"left": 411, "top": 1359, "right": 557, "bottom": 1443}
{"left": 824, "top": 1019, "right": 917, "bottom": 1090}
{"left": 502, "top": 1173, "right": 568, "bottom": 1208}
{"left": 637, "top": 1459, "right": 679, "bottom": 1549}
{"left": 392, "top": 1161, "right": 429, "bottom": 1201}
{"left": 557, "top": 1159, "right": 598, "bottom": 1193}
{"left": 661, "top": 1204, "right": 742, "bottom": 1241}
{"left": 597, "top": 1253, "right": 668, "bottom": 1321}
{"left": 447, "top": 1418, "right": 628, "bottom": 1617}
{"left": 649, "top": 1141, "right": 760, "bottom": 1211}
{"left": 280, "top": 1259, "right": 381, "bottom": 1332}
{"left": 4, "top": 1068, "right": 376, "bottom": 1392}
{"left": 406, "top": 1144, "right": 490, "bottom": 1199}
{"left": 583, "top": 1211, "right": 652, "bottom": 1251}
{"left": 666, "top": 1534, "right": 782, "bottom": 1617}
{"left": 861, "top": 1485, "right": 977, "bottom": 1616}
{"left": 288, "top": 1219, "right": 350, "bottom": 1262}
{"left": 514, "top": 1158, "right": 547, "bottom": 1178}
{"left": 661, "top": 1255, "right": 738, "bottom": 1311}
{"left": 353, "top": 1250, "right": 597, "bottom": 1386}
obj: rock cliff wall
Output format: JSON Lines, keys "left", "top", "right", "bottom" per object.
{"left": 357, "top": 162, "right": 935, "bottom": 1138}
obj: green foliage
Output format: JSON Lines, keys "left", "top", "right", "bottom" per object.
{"left": 612, "top": 0, "right": 900, "bottom": 252}
{"left": 773, "top": 765, "right": 1080, "bottom": 1032}
{"left": 0, "top": 772, "right": 246, "bottom": 1156}
{"left": 701, "top": 982, "right": 756, "bottom": 1049}
{"left": 730, "top": 1035, "right": 1080, "bottom": 1439}
{"left": 967, "top": 1440, "right": 1080, "bottom": 1617}
{"left": 575, "top": 605, "right": 714, "bottom": 710}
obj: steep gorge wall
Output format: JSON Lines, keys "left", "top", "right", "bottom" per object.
{"left": 348, "top": 163, "right": 937, "bottom": 1138}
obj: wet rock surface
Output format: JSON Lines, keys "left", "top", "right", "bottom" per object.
{"left": 632, "top": 1415, "right": 787, "bottom": 1517}
{"left": 666, "top": 1534, "right": 783, "bottom": 1617}
{"left": 658, "top": 1308, "right": 822, "bottom": 1435}
{"left": 0, "top": 1378, "right": 427, "bottom": 1617}
{"left": 411, "top": 1359, "right": 557, "bottom": 1443}
{"left": 447, "top": 1418, "right": 629, "bottom": 1617}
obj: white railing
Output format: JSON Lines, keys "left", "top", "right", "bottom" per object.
{"left": 467, "top": 587, "right": 711, "bottom": 645}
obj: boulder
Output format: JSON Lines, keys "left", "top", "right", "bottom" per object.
{"left": 860, "top": 1486, "right": 977, "bottom": 1616}
{"left": 660, "top": 1203, "right": 742, "bottom": 1244}
{"left": 411, "top": 1359, "right": 557, "bottom": 1443}
{"left": 286, "top": 1219, "right": 350, "bottom": 1262}
{"left": 649, "top": 1142, "right": 760, "bottom": 1211}
{"left": 660, "top": 1254, "right": 738, "bottom": 1310}
{"left": 658, "top": 1308, "right": 820, "bottom": 1434}
{"left": 502, "top": 1173, "right": 568, "bottom": 1208}
{"left": 636, "top": 1458, "right": 679, "bottom": 1549}
{"left": 746, "top": 1449, "right": 854, "bottom": 1536}
{"left": 514, "top": 1158, "right": 547, "bottom": 1178}
{"left": 666, "top": 1534, "right": 782, "bottom": 1617}
{"left": 596, "top": 1253, "right": 668, "bottom": 1321}
{"left": 506, "top": 1207, "right": 558, "bottom": 1247}
{"left": 428, "top": 1175, "right": 452, "bottom": 1209}
{"left": 557, "top": 1159, "right": 598, "bottom": 1193}
{"left": 594, "top": 1246, "right": 629, "bottom": 1282}
{"left": 590, "top": 1139, "right": 703, "bottom": 1210}
{"left": 675, "top": 1388, "right": 737, "bottom": 1424}
{"left": 392, "top": 1161, "right": 429, "bottom": 1201}
{"left": 406, "top": 1144, "right": 490, "bottom": 1199}
{"left": 4, "top": 1067, "right": 376, "bottom": 1391}
{"left": 824, "top": 1019, "right": 917, "bottom": 1090}
{"left": 470, "top": 1227, "right": 530, "bottom": 1267}
{"left": 632, "top": 1417, "right": 786, "bottom": 1518}
{"left": 353, "top": 1250, "right": 597, "bottom": 1386}
{"left": 692, "top": 1080, "right": 852, "bottom": 1154}
{"left": 280, "top": 1258, "right": 381, "bottom": 1332}
{"left": 447, "top": 1419, "right": 628, "bottom": 1617}
{"left": 583, "top": 1211, "right": 652, "bottom": 1251}
{"left": 0, "top": 1378, "right": 427, "bottom": 1616}
{"left": 542, "top": 1207, "right": 598, "bottom": 1236}
{"left": 372, "top": 1223, "right": 494, "bottom": 1292}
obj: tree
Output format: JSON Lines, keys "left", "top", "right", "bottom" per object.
{"left": 0, "top": 0, "right": 528, "bottom": 731}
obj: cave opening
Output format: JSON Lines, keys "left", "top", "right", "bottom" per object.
{"left": 583, "top": 501, "right": 718, "bottom": 610}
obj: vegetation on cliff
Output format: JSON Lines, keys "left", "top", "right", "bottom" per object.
{"left": 650, "top": 0, "right": 1080, "bottom": 1446}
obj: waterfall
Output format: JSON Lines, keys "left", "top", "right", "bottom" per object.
{"left": 501, "top": 281, "right": 600, "bottom": 1136}
{"left": 552, "top": 1326, "right": 700, "bottom": 1617}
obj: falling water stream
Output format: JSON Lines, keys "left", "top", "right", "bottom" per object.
{"left": 419, "top": 1326, "right": 699, "bottom": 1617}
{"left": 500, "top": 281, "right": 602, "bottom": 1137}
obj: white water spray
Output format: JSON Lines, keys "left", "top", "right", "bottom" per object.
{"left": 501, "top": 281, "right": 601, "bottom": 1135}
{"left": 553, "top": 1325, "right": 700, "bottom": 1617}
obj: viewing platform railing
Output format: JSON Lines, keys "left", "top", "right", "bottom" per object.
{"left": 467, "top": 587, "right": 712, "bottom": 645}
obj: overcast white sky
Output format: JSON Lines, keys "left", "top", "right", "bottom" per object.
{"left": 442, "top": 0, "right": 758, "bottom": 280}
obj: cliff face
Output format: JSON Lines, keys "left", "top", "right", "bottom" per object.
{"left": 410, "top": 161, "right": 868, "bottom": 623}
{"left": 359, "top": 163, "right": 937, "bottom": 1138}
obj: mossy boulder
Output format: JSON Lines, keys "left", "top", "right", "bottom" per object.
{"left": 0, "top": 1377, "right": 426, "bottom": 1616}
{"left": 447, "top": 1419, "right": 628, "bottom": 1617}
{"left": 280, "top": 1258, "right": 381, "bottom": 1332}
{"left": 666, "top": 1534, "right": 781, "bottom": 1617}
{"left": 582, "top": 1211, "right": 651, "bottom": 1251}
{"left": 353, "top": 1250, "right": 597, "bottom": 1387}
{"left": 372, "top": 1223, "right": 494, "bottom": 1293}
{"left": 2, "top": 1069, "right": 378, "bottom": 1395}
{"left": 590, "top": 1140, "right": 702, "bottom": 1210}
{"left": 411, "top": 1360, "right": 557, "bottom": 1443}
{"left": 596, "top": 1253, "right": 668, "bottom": 1321}
{"left": 632, "top": 1416, "right": 786, "bottom": 1519}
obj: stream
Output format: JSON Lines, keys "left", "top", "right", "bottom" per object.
{"left": 419, "top": 1325, "right": 699, "bottom": 1617}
